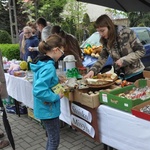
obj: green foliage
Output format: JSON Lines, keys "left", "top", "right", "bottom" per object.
{"left": 88, "top": 22, "right": 96, "bottom": 35}
{"left": 128, "top": 12, "right": 150, "bottom": 27}
{"left": 62, "top": 0, "right": 87, "bottom": 42}
{"left": 106, "top": 8, "right": 128, "bottom": 18}
{"left": 38, "top": 0, "right": 66, "bottom": 23}
{"left": 0, "top": 30, "right": 12, "bottom": 44}
{"left": 63, "top": 0, "right": 86, "bottom": 25}
{"left": 0, "top": 1, "right": 10, "bottom": 34}
{"left": 0, "top": 44, "right": 20, "bottom": 60}
{"left": 82, "top": 13, "right": 90, "bottom": 27}
{"left": 18, "top": 0, "right": 67, "bottom": 24}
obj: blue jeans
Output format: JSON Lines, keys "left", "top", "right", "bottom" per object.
{"left": 42, "top": 117, "right": 60, "bottom": 150}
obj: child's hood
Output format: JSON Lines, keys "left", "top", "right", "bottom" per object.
{"left": 30, "top": 55, "right": 54, "bottom": 72}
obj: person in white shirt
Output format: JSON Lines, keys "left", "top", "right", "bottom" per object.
{"left": 29, "top": 17, "right": 52, "bottom": 51}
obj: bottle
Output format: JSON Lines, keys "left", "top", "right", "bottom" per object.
{"left": 27, "top": 56, "right": 32, "bottom": 71}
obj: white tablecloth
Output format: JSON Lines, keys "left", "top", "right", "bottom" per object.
{"left": 5, "top": 73, "right": 150, "bottom": 150}
{"left": 5, "top": 73, "right": 71, "bottom": 125}
{"left": 5, "top": 73, "right": 33, "bottom": 108}
{"left": 97, "top": 105, "right": 150, "bottom": 150}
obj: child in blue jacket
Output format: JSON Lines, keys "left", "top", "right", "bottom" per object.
{"left": 30, "top": 34, "right": 65, "bottom": 150}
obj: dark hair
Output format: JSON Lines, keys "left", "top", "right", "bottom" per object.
{"left": 94, "top": 14, "right": 116, "bottom": 49}
{"left": 36, "top": 17, "right": 47, "bottom": 27}
{"left": 51, "top": 25, "right": 66, "bottom": 38}
{"left": 38, "top": 34, "right": 65, "bottom": 54}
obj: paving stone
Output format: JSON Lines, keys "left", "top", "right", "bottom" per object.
{"left": 0, "top": 113, "right": 105, "bottom": 150}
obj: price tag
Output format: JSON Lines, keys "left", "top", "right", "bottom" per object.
{"left": 102, "top": 94, "right": 108, "bottom": 103}
{"left": 124, "top": 103, "right": 128, "bottom": 107}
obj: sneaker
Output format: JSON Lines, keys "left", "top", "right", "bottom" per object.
{"left": 0, "top": 140, "right": 9, "bottom": 149}
{"left": 0, "top": 133, "right": 4, "bottom": 139}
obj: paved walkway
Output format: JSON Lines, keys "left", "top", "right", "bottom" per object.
{"left": 0, "top": 112, "right": 105, "bottom": 150}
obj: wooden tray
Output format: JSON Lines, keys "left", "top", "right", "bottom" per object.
{"left": 87, "top": 81, "right": 116, "bottom": 88}
{"left": 87, "top": 76, "right": 118, "bottom": 89}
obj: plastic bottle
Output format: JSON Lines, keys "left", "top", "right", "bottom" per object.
{"left": 27, "top": 56, "right": 32, "bottom": 71}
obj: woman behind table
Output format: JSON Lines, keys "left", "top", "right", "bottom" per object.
{"left": 84, "top": 14, "right": 145, "bottom": 82}
{"left": 30, "top": 34, "right": 64, "bottom": 150}
{"left": 51, "top": 25, "right": 83, "bottom": 67}
{"left": 21, "top": 26, "right": 39, "bottom": 61}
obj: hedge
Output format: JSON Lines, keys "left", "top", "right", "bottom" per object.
{"left": 0, "top": 44, "right": 20, "bottom": 60}
{"left": 0, "top": 30, "right": 12, "bottom": 44}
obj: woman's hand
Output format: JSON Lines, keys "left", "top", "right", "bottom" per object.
{"left": 115, "top": 59, "right": 123, "bottom": 68}
{"left": 83, "top": 70, "right": 94, "bottom": 79}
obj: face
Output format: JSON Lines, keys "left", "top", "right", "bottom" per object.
{"left": 24, "top": 29, "right": 32, "bottom": 38}
{"left": 96, "top": 27, "right": 109, "bottom": 39}
{"left": 52, "top": 47, "right": 64, "bottom": 61}
{"left": 36, "top": 23, "right": 43, "bottom": 32}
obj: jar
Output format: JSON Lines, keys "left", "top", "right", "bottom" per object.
{"left": 78, "top": 67, "right": 87, "bottom": 76}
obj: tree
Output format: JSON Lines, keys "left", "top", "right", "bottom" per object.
{"left": 18, "top": 0, "right": 67, "bottom": 24}
{"left": 128, "top": 12, "right": 150, "bottom": 27}
{"left": 82, "top": 13, "right": 90, "bottom": 27}
{"left": 38, "top": 0, "right": 67, "bottom": 23}
{"left": 0, "top": 0, "right": 10, "bottom": 34}
{"left": 62, "top": 0, "right": 86, "bottom": 41}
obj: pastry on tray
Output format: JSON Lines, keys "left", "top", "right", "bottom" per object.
{"left": 86, "top": 73, "right": 118, "bottom": 86}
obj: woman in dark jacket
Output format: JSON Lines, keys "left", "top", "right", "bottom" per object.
{"left": 21, "top": 26, "right": 39, "bottom": 61}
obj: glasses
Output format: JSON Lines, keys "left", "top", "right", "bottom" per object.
{"left": 24, "top": 32, "right": 31, "bottom": 34}
{"left": 58, "top": 48, "right": 64, "bottom": 55}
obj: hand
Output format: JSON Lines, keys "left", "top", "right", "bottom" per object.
{"left": 59, "top": 90, "right": 64, "bottom": 99}
{"left": 28, "top": 47, "right": 34, "bottom": 51}
{"left": 83, "top": 70, "right": 94, "bottom": 79}
{"left": 58, "top": 75, "right": 67, "bottom": 84}
{"left": 115, "top": 59, "right": 123, "bottom": 68}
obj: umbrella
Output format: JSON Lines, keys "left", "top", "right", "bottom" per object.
{"left": 77, "top": 0, "right": 150, "bottom": 12}
{"left": 0, "top": 96, "right": 15, "bottom": 150}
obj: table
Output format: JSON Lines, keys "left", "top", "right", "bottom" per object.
{"left": 5, "top": 73, "right": 150, "bottom": 150}
{"left": 98, "top": 105, "right": 150, "bottom": 150}
{"left": 5, "top": 73, "right": 33, "bottom": 108}
{"left": 5, "top": 73, "right": 71, "bottom": 125}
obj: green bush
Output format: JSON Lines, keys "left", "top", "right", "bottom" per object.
{"left": 0, "top": 44, "right": 20, "bottom": 60}
{"left": 0, "top": 30, "right": 12, "bottom": 44}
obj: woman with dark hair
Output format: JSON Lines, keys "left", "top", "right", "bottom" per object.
{"left": 84, "top": 14, "right": 145, "bottom": 82}
{"left": 51, "top": 25, "right": 83, "bottom": 67}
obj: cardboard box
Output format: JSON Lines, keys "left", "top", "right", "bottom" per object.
{"left": 70, "top": 102, "right": 100, "bottom": 142}
{"left": 64, "top": 91, "right": 74, "bottom": 102}
{"left": 27, "top": 108, "right": 40, "bottom": 122}
{"left": 143, "top": 70, "right": 150, "bottom": 78}
{"left": 99, "top": 79, "right": 150, "bottom": 112}
{"left": 132, "top": 100, "right": 150, "bottom": 121}
{"left": 73, "top": 89, "right": 100, "bottom": 108}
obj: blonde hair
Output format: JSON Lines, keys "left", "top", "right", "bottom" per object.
{"left": 21, "top": 26, "right": 33, "bottom": 54}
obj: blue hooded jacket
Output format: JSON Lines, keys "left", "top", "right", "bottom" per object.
{"left": 30, "top": 55, "right": 60, "bottom": 120}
